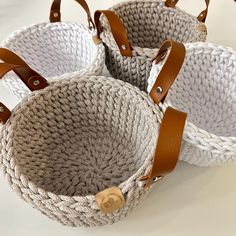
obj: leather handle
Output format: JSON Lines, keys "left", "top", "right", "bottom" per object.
{"left": 0, "top": 48, "right": 49, "bottom": 124}
{"left": 94, "top": 10, "right": 132, "bottom": 57}
{"left": 150, "top": 40, "right": 186, "bottom": 105}
{"left": 140, "top": 106, "right": 187, "bottom": 188}
{"left": 49, "top": 0, "right": 95, "bottom": 29}
{"left": 165, "top": 0, "right": 210, "bottom": 23}
{"left": 0, "top": 48, "right": 48, "bottom": 92}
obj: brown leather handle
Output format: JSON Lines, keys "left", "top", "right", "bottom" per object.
{"left": 140, "top": 106, "right": 187, "bottom": 188}
{"left": 0, "top": 48, "right": 48, "bottom": 92}
{"left": 0, "top": 49, "right": 49, "bottom": 124}
{"left": 0, "top": 48, "right": 28, "bottom": 66}
{"left": 94, "top": 10, "right": 132, "bottom": 57}
{"left": 165, "top": 0, "right": 210, "bottom": 23}
{"left": 50, "top": 0, "right": 95, "bottom": 29}
{"left": 150, "top": 40, "right": 186, "bottom": 105}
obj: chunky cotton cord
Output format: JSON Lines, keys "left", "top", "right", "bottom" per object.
{"left": 100, "top": 0, "right": 207, "bottom": 92}
{"left": 0, "top": 75, "right": 183, "bottom": 227}
{"left": 1, "top": 22, "right": 105, "bottom": 99}
{"left": 148, "top": 42, "right": 236, "bottom": 167}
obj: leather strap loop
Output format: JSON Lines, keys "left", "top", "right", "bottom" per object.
{"left": 165, "top": 0, "right": 210, "bottom": 23}
{"left": 94, "top": 10, "right": 132, "bottom": 57}
{"left": 0, "top": 48, "right": 28, "bottom": 66}
{"left": 0, "top": 102, "right": 11, "bottom": 125}
{"left": 0, "top": 48, "right": 49, "bottom": 124}
{"left": 140, "top": 106, "right": 187, "bottom": 188}
{"left": 49, "top": 0, "right": 95, "bottom": 29}
{"left": 150, "top": 40, "right": 186, "bottom": 105}
{"left": 0, "top": 48, "right": 48, "bottom": 92}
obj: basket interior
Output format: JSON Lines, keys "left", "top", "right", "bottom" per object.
{"left": 10, "top": 77, "right": 158, "bottom": 196}
{"left": 110, "top": 1, "right": 206, "bottom": 49}
{"left": 167, "top": 46, "right": 236, "bottom": 137}
{"left": 3, "top": 22, "right": 97, "bottom": 78}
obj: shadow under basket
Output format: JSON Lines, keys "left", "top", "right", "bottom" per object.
{"left": 0, "top": 75, "right": 165, "bottom": 227}
{"left": 148, "top": 42, "right": 236, "bottom": 167}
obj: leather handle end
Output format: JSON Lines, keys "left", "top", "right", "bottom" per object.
{"left": 50, "top": 10, "right": 61, "bottom": 22}
{"left": 165, "top": 0, "right": 178, "bottom": 8}
{"left": 0, "top": 103, "right": 11, "bottom": 125}
{"left": 0, "top": 48, "right": 49, "bottom": 124}
{"left": 150, "top": 40, "right": 186, "bottom": 105}
{"left": 94, "top": 10, "right": 132, "bottom": 57}
{"left": 165, "top": 0, "right": 210, "bottom": 23}
{"left": 140, "top": 107, "right": 187, "bottom": 188}
{"left": 197, "top": 9, "right": 208, "bottom": 23}
{"left": 49, "top": 0, "right": 95, "bottom": 28}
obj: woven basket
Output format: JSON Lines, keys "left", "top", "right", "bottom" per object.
{"left": 1, "top": 0, "right": 105, "bottom": 99}
{"left": 148, "top": 40, "right": 236, "bottom": 167}
{"left": 0, "top": 48, "right": 187, "bottom": 227}
{"left": 94, "top": 0, "right": 209, "bottom": 91}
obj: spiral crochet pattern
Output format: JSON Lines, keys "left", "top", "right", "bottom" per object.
{"left": 1, "top": 22, "right": 105, "bottom": 99}
{"left": 148, "top": 42, "right": 236, "bottom": 166}
{"left": 100, "top": 0, "right": 207, "bottom": 91}
{"left": 0, "top": 74, "right": 174, "bottom": 227}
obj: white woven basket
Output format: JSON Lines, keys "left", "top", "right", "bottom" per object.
{"left": 0, "top": 48, "right": 187, "bottom": 227}
{"left": 94, "top": 0, "right": 209, "bottom": 91}
{"left": 1, "top": 0, "right": 105, "bottom": 99}
{"left": 148, "top": 41, "right": 236, "bottom": 167}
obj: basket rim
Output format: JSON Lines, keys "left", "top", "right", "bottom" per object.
{"left": 159, "top": 42, "right": 236, "bottom": 155}
{"left": 104, "top": 0, "right": 207, "bottom": 56}
{"left": 0, "top": 75, "right": 162, "bottom": 202}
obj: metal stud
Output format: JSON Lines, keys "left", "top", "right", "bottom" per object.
{"left": 0, "top": 106, "right": 4, "bottom": 113}
{"left": 153, "top": 176, "right": 163, "bottom": 183}
{"left": 33, "top": 80, "right": 40, "bottom": 86}
{"left": 156, "top": 86, "right": 163, "bottom": 94}
{"left": 53, "top": 12, "right": 59, "bottom": 18}
{"left": 121, "top": 44, "right": 127, "bottom": 50}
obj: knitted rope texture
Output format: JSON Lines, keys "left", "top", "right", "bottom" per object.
{"left": 148, "top": 42, "right": 236, "bottom": 167}
{"left": 100, "top": 0, "right": 207, "bottom": 91}
{"left": 0, "top": 75, "right": 181, "bottom": 227}
{"left": 0, "top": 22, "right": 105, "bottom": 99}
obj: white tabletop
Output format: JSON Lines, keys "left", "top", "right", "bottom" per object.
{"left": 0, "top": 1, "right": 236, "bottom": 236}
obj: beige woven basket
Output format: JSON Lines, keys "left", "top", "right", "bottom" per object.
{"left": 94, "top": 0, "right": 209, "bottom": 91}
{"left": 0, "top": 48, "right": 187, "bottom": 227}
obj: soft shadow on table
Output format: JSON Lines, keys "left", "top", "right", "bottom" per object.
{"left": 80, "top": 162, "right": 224, "bottom": 236}
{"left": 2, "top": 160, "right": 236, "bottom": 236}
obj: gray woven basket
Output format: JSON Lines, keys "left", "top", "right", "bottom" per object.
{"left": 94, "top": 0, "right": 209, "bottom": 91}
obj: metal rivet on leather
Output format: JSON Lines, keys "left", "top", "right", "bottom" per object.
{"left": 53, "top": 12, "right": 59, "bottom": 18}
{"left": 156, "top": 86, "right": 163, "bottom": 94}
{"left": 33, "top": 80, "right": 40, "bottom": 86}
{"left": 121, "top": 44, "right": 127, "bottom": 50}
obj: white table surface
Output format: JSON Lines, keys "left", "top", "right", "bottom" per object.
{"left": 0, "top": 1, "right": 236, "bottom": 236}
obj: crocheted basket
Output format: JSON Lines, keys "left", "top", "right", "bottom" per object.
{"left": 94, "top": 0, "right": 209, "bottom": 91}
{"left": 0, "top": 48, "right": 187, "bottom": 227}
{"left": 1, "top": 0, "right": 105, "bottom": 99}
{"left": 148, "top": 40, "right": 236, "bottom": 167}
